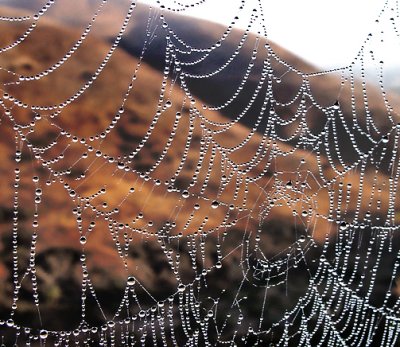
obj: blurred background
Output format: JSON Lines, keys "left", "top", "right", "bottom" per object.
{"left": 0, "top": 0, "right": 400, "bottom": 345}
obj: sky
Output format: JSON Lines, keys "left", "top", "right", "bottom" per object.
{"left": 140, "top": 0, "right": 400, "bottom": 69}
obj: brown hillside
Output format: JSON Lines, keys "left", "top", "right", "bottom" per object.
{"left": 0, "top": 4, "right": 399, "bottom": 345}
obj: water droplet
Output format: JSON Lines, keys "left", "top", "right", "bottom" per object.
{"left": 211, "top": 200, "right": 219, "bottom": 209}
{"left": 333, "top": 100, "right": 340, "bottom": 110}
{"left": 127, "top": 276, "right": 136, "bottom": 286}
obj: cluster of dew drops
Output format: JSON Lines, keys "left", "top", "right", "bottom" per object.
{"left": 1, "top": 0, "right": 400, "bottom": 346}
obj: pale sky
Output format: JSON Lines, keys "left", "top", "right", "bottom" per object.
{"left": 140, "top": 0, "right": 400, "bottom": 69}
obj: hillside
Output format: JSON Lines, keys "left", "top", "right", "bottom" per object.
{"left": 0, "top": 3, "right": 399, "bottom": 346}
{"left": 2, "top": 1, "right": 398, "bottom": 166}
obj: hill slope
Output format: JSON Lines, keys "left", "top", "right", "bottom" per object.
{"left": 0, "top": 4, "right": 399, "bottom": 346}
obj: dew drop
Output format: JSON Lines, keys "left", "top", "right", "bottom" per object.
{"left": 211, "top": 200, "right": 219, "bottom": 209}
{"left": 127, "top": 276, "right": 136, "bottom": 286}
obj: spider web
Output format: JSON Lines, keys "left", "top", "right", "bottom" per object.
{"left": 0, "top": 0, "right": 400, "bottom": 346}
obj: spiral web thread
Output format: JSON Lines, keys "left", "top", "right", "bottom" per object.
{"left": 1, "top": 0, "right": 400, "bottom": 346}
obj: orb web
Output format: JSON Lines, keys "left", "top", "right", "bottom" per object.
{"left": 0, "top": 0, "right": 400, "bottom": 346}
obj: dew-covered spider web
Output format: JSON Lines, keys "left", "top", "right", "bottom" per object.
{"left": 1, "top": 0, "right": 400, "bottom": 346}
